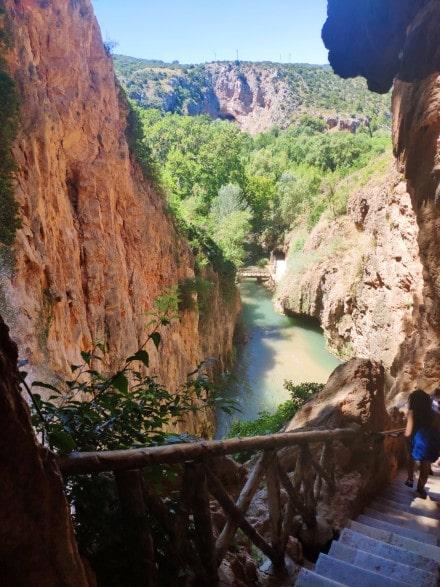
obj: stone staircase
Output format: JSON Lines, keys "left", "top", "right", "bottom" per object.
{"left": 295, "top": 469, "right": 440, "bottom": 586}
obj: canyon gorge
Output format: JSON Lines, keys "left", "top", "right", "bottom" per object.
{"left": 3, "top": 0, "right": 440, "bottom": 584}
{"left": 0, "top": 0, "right": 434, "bottom": 429}
{"left": 0, "top": 0, "right": 239, "bottom": 435}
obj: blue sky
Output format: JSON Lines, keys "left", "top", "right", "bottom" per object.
{"left": 91, "top": 0, "right": 329, "bottom": 64}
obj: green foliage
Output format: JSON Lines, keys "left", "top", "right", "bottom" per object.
{"left": 137, "top": 104, "right": 391, "bottom": 262}
{"left": 228, "top": 382, "right": 323, "bottom": 438}
{"left": 124, "top": 98, "right": 158, "bottom": 184}
{"left": 113, "top": 57, "right": 391, "bottom": 127}
{"left": 178, "top": 276, "right": 213, "bottom": 314}
{"left": 210, "top": 184, "right": 251, "bottom": 267}
{"left": 211, "top": 183, "right": 248, "bottom": 222}
{"left": 28, "top": 318, "right": 216, "bottom": 453}
{"left": 212, "top": 209, "right": 252, "bottom": 268}
{"left": 140, "top": 110, "right": 249, "bottom": 210}
{"left": 0, "top": 13, "right": 20, "bottom": 247}
{"left": 25, "top": 299, "right": 237, "bottom": 585}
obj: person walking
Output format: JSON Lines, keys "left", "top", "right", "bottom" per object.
{"left": 405, "top": 388, "right": 440, "bottom": 498}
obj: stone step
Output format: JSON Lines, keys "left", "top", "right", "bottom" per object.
{"left": 348, "top": 520, "right": 440, "bottom": 562}
{"left": 295, "top": 568, "right": 347, "bottom": 586}
{"left": 315, "top": 553, "right": 405, "bottom": 587}
{"left": 364, "top": 506, "right": 440, "bottom": 536}
{"left": 369, "top": 497, "right": 440, "bottom": 529}
{"left": 372, "top": 497, "right": 440, "bottom": 520}
{"left": 360, "top": 511, "right": 439, "bottom": 543}
{"left": 329, "top": 541, "right": 436, "bottom": 586}
{"left": 392, "top": 475, "right": 440, "bottom": 496}
{"left": 388, "top": 482, "right": 440, "bottom": 502}
{"left": 339, "top": 528, "right": 439, "bottom": 574}
{"left": 384, "top": 486, "right": 419, "bottom": 501}
{"left": 381, "top": 488, "right": 440, "bottom": 510}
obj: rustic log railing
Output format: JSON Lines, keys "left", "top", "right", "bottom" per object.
{"left": 58, "top": 427, "right": 404, "bottom": 586}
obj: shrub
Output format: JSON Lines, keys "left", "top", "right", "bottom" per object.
{"left": 23, "top": 296, "right": 236, "bottom": 584}
{"left": 228, "top": 381, "right": 323, "bottom": 439}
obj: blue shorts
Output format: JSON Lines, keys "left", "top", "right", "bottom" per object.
{"left": 411, "top": 427, "right": 440, "bottom": 463}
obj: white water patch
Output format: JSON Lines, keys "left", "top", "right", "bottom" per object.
{"left": 274, "top": 258, "right": 286, "bottom": 282}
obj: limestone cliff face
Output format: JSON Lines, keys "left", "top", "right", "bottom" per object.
{"left": 275, "top": 167, "right": 423, "bottom": 371}
{"left": 115, "top": 56, "right": 390, "bottom": 136}
{"left": 1, "top": 0, "right": 238, "bottom": 434}
{"left": 200, "top": 63, "right": 298, "bottom": 135}
{"left": 323, "top": 0, "right": 440, "bottom": 404}
{"left": 0, "top": 315, "right": 90, "bottom": 586}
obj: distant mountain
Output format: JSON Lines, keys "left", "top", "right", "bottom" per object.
{"left": 113, "top": 55, "right": 391, "bottom": 134}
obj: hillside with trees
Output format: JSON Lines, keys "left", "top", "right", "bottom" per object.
{"left": 114, "top": 56, "right": 391, "bottom": 133}
{"left": 138, "top": 108, "right": 391, "bottom": 269}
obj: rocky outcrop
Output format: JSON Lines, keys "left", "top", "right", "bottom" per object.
{"left": 284, "top": 359, "right": 403, "bottom": 533}
{"left": 115, "top": 56, "right": 391, "bottom": 135}
{"left": 276, "top": 166, "right": 423, "bottom": 372}
{"left": 201, "top": 63, "right": 299, "bottom": 134}
{"left": 0, "top": 315, "right": 90, "bottom": 586}
{"left": 0, "top": 0, "right": 239, "bottom": 435}
{"left": 323, "top": 0, "right": 440, "bottom": 405}
{"left": 287, "top": 359, "right": 391, "bottom": 432}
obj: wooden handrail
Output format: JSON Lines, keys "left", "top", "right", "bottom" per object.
{"left": 56, "top": 425, "right": 406, "bottom": 582}
{"left": 58, "top": 428, "right": 356, "bottom": 474}
{"left": 58, "top": 427, "right": 404, "bottom": 475}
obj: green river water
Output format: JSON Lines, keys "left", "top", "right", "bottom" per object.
{"left": 216, "top": 280, "right": 341, "bottom": 438}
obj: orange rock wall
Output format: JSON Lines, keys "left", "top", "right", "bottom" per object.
{"left": 1, "top": 0, "right": 238, "bottom": 434}
{"left": 323, "top": 0, "right": 440, "bottom": 404}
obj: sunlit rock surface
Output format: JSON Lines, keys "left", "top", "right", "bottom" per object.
{"left": 324, "top": 0, "right": 440, "bottom": 402}
{"left": 276, "top": 167, "right": 423, "bottom": 380}
{"left": 1, "top": 0, "right": 239, "bottom": 435}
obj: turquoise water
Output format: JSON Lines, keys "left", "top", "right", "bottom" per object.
{"left": 216, "top": 280, "right": 341, "bottom": 438}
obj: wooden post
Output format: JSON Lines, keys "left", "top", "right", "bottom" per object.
{"left": 326, "top": 441, "right": 336, "bottom": 495}
{"left": 115, "top": 469, "right": 158, "bottom": 587}
{"left": 183, "top": 462, "right": 218, "bottom": 585}
{"left": 141, "top": 480, "right": 201, "bottom": 578}
{"left": 292, "top": 447, "right": 303, "bottom": 492}
{"left": 314, "top": 443, "right": 324, "bottom": 502}
{"left": 263, "top": 450, "right": 285, "bottom": 573}
{"left": 278, "top": 462, "right": 311, "bottom": 542}
{"left": 300, "top": 445, "right": 317, "bottom": 528}
{"left": 204, "top": 465, "right": 279, "bottom": 565}
{"left": 216, "top": 454, "right": 265, "bottom": 564}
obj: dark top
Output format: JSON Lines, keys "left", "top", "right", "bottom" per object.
{"left": 408, "top": 389, "right": 434, "bottom": 432}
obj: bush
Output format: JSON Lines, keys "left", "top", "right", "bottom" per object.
{"left": 23, "top": 295, "right": 236, "bottom": 585}
{"left": 228, "top": 381, "right": 324, "bottom": 438}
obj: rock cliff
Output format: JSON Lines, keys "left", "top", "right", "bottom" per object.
{"left": 0, "top": 0, "right": 238, "bottom": 435}
{"left": 275, "top": 165, "right": 423, "bottom": 373}
{"left": 0, "top": 315, "right": 90, "bottom": 586}
{"left": 323, "top": 0, "right": 440, "bottom": 404}
{"left": 114, "top": 56, "right": 390, "bottom": 135}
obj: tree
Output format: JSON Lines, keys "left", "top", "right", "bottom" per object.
{"left": 212, "top": 209, "right": 252, "bottom": 268}
{"left": 210, "top": 183, "right": 248, "bottom": 223}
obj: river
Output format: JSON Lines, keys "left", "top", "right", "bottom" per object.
{"left": 216, "top": 279, "right": 341, "bottom": 438}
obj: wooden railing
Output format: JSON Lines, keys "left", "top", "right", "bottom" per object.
{"left": 58, "top": 427, "right": 404, "bottom": 586}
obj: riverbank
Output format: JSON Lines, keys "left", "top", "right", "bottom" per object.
{"left": 216, "top": 280, "right": 340, "bottom": 438}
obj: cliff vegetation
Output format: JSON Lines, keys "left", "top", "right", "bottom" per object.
{"left": 138, "top": 108, "right": 390, "bottom": 266}
{"left": 114, "top": 56, "right": 391, "bottom": 134}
